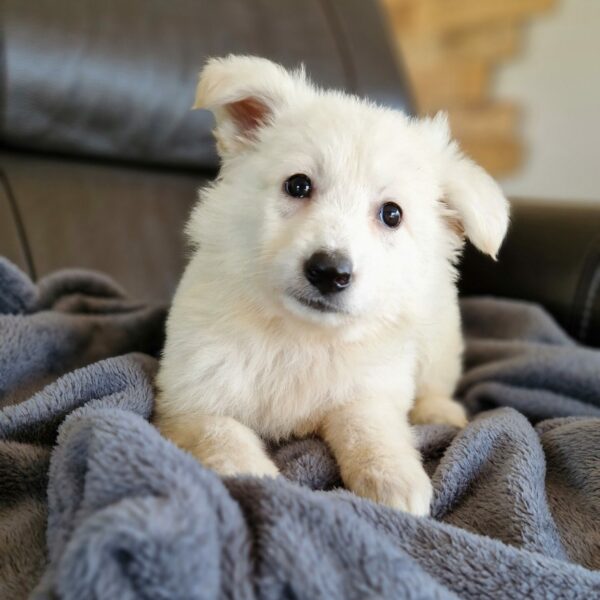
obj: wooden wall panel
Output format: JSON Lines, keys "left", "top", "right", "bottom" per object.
{"left": 380, "top": 0, "right": 556, "bottom": 176}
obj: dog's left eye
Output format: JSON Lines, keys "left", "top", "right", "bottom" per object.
{"left": 379, "top": 202, "right": 403, "bottom": 228}
{"left": 284, "top": 174, "right": 312, "bottom": 199}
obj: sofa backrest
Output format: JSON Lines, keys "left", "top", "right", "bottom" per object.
{"left": 2, "top": 0, "right": 412, "bottom": 170}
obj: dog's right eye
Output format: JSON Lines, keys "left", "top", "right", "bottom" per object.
{"left": 284, "top": 174, "right": 312, "bottom": 199}
{"left": 379, "top": 202, "right": 403, "bottom": 228}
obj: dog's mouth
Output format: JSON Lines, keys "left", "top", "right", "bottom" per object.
{"left": 290, "top": 293, "right": 343, "bottom": 314}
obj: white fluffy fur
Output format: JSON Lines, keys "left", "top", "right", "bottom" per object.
{"left": 154, "top": 56, "right": 510, "bottom": 516}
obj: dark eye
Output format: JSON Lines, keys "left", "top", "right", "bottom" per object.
{"left": 379, "top": 202, "right": 403, "bottom": 228}
{"left": 284, "top": 174, "right": 312, "bottom": 199}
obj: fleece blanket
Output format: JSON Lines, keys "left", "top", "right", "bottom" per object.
{"left": 0, "top": 257, "right": 599, "bottom": 600}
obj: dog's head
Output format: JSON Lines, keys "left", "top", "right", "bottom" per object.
{"left": 189, "top": 56, "right": 509, "bottom": 337}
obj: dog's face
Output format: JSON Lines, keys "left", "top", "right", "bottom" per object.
{"left": 189, "top": 57, "right": 509, "bottom": 337}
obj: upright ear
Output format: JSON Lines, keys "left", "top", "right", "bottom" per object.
{"left": 193, "top": 55, "right": 306, "bottom": 158}
{"left": 422, "top": 113, "right": 510, "bottom": 259}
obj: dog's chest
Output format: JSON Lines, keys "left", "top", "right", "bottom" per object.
{"left": 194, "top": 327, "right": 414, "bottom": 440}
{"left": 218, "top": 338, "right": 356, "bottom": 437}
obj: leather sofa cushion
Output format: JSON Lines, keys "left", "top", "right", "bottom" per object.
{"left": 1, "top": 152, "right": 207, "bottom": 301}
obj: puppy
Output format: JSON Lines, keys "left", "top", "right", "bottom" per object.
{"left": 154, "top": 56, "right": 509, "bottom": 515}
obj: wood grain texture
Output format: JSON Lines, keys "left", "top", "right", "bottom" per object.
{"left": 409, "top": 59, "right": 490, "bottom": 112}
{"left": 447, "top": 102, "right": 520, "bottom": 139}
{"left": 385, "top": 0, "right": 555, "bottom": 34}
{"left": 445, "top": 24, "right": 521, "bottom": 61}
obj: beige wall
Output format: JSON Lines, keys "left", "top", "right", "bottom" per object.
{"left": 495, "top": 0, "right": 600, "bottom": 202}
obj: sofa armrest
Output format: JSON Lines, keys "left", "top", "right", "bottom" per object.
{"left": 0, "top": 173, "right": 30, "bottom": 275}
{"left": 459, "top": 199, "right": 600, "bottom": 347}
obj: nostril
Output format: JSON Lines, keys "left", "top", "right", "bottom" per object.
{"left": 333, "top": 273, "right": 351, "bottom": 288}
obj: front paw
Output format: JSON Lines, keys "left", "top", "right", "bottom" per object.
{"left": 345, "top": 457, "right": 433, "bottom": 516}
{"left": 410, "top": 396, "right": 468, "bottom": 428}
{"left": 200, "top": 450, "right": 280, "bottom": 479}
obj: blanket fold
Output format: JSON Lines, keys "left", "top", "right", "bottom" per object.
{"left": 0, "top": 257, "right": 599, "bottom": 599}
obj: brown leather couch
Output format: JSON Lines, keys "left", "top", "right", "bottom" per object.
{"left": 2, "top": 0, "right": 599, "bottom": 346}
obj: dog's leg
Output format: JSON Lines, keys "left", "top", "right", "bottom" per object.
{"left": 156, "top": 413, "right": 279, "bottom": 477}
{"left": 412, "top": 299, "right": 468, "bottom": 428}
{"left": 412, "top": 349, "right": 468, "bottom": 428}
{"left": 320, "top": 399, "right": 432, "bottom": 515}
{"left": 410, "top": 394, "right": 468, "bottom": 428}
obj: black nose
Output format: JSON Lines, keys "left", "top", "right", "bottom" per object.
{"left": 303, "top": 251, "right": 353, "bottom": 295}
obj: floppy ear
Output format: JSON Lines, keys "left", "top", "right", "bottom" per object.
{"left": 193, "top": 55, "right": 306, "bottom": 158}
{"left": 424, "top": 113, "right": 510, "bottom": 259}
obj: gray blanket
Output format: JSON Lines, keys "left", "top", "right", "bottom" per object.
{"left": 0, "top": 257, "right": 599, "bottom": 600}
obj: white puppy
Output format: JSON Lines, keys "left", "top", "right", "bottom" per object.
{"left": 154, "top": 56, "right": 509, "bottom": 516}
